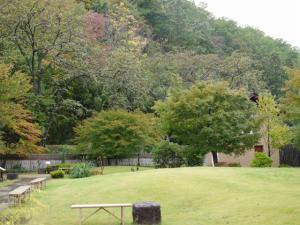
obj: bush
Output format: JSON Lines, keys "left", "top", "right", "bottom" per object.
{"left": 46, "top": 165, "right": 59, "bottom": 174}
{"left": 251, "top": 153, "right": 273, "bottom": 167}
{"left": 228, "top": 162, "right": 241, "bottom": 167}
{"left": 7, "top": 165, "right": 32, "bottom": 173}
{"left": 47, "top": 163, "right": 75, "bottom": 174}
{"left": 69, "top": 163, "right": 91, "bottom": 178}
{"left": 57, "top": 163, "right": 73, "bottom": 168}
{"left": 50, "top": 170, "right": 65, "bottom": 179}
{"left": 183, "top": 146, "right": 204, "bottom": 166}
{"left": 152, "top": 141, "right": 185, "bottom": 168}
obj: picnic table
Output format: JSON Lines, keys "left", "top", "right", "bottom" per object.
{"left": 71, "top": 203, "right": 132, "bottom": 225}
{"left": 30, "top": 177, "right": 47, "bottom": 190}
{"left": 8, "top": 185, "right": 31, "bottom": 206}
{"left": 0, "top": 167, "right": 6, "bottom": 181}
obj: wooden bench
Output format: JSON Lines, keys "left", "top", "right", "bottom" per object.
{"left": 30, "top": 177, "right": 47, "bottom": 190}
{"left": 71, "top": 203, "right": 132, "bottom": 225}
{"left": 9, "top": 185, "right": 31, "bottom": 206}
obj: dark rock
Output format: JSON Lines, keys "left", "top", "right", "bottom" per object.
{"left": 6, "top": 173, "right": 18, "bottom": 180}
{"left": 132, "top": 202, "right": 161, "bottom": 225}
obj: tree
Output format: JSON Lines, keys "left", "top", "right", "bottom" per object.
{"left": 281, "top": 69, "right": 300, "bottom": 148}
{"left": 100, "top": 48, "right": 150, "bottom": 111}
{"left": 219, "top": 52, "right": 265, "bottom": 93}
{"left": 152, "top": 141, "right": 185, "bottom": 168}
{"left": 0, "top": 64, "right": 42, "bottom": 157}
{"left": 154, "top": 81, "right": 261, "bottom": 165}
{"left": 0, "top": 0, "right": 85, "bottom": 95}
{"left": 74, "top": 110, "right": 161, "bottom": 172}
{"left": 129, "top": 0, "right": 213, "bottom": 52}
{"left": 258, "top": 93, "right": 291, "bottom": 157}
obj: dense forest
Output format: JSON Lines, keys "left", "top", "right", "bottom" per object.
{"left": 0, "top": 0, "right": 299, "bottom": 155}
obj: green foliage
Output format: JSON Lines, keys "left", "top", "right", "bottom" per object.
{"left": 7, "top": 165, "right": 32, "bottom": 174}
{"left": 251, "top": 153, "right": 273, "bottom": 167}
{"left": 154, "top": 81, "right": 261, "bottom": 156}
{"left": 74, "top": 110, "right": 161, "bottom": 160}
{"left": 57, "top": 163, "right": 74, "bottom": 169}
{"left": 0, "top": 0, "right": 85, "bottom": 95}
{"left": 91, "top": 1, "right": 109, "bottom": 13}
{"left": 0, "top": 64, "right": 43, "bottom": 154}
{"left": 46, "top": 99, "right": 91, "bottom": 144}
{"left": 183, "top": 146, "right": 204, "bottom": 166}
{"left": 128, "top": 0, "right": 213, "bottom": 52}
{"left": 152, "top": 141, "right": 185, "bottom": 168}
{"left": 47, "top": 163, "right": 75, "bottom": 174}
{"left": 50, "top": 170, "right": 65, "bottom": 179}
{"left": 281, "top": 69, "right": 300, "bottom": 148}
{"left": 258, "top": 93, "right": 292, "bottom": 155}
{"left": 0, "top": 0, "right": 298, "bottom": 147}
{"left": 69, "top": 163, "right": 91, "bottom": 178}
{"left": 46, "top": 165, "right": 58, "bottom": 174}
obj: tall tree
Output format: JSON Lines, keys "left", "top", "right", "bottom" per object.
{"left": 281, "top": 69, "right": 300, "bottom": 148}
{"left": 0, "top": 64, "right": 42, "bottom": 156}
{"left": 154, "top": 81, "right": 261, "bottom": 165}
{"left": 258, "top": 93, "right": 291, "bottom": 156}
{"left": 0, "top": 0, "right": 85, "bottom": 95}
{"left": 74, "top": 110, "right": 161, "bottom": 171}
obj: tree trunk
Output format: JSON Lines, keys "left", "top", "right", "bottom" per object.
{"left": 31, "top": 51, "right": 36, "bottom": 93}
{"left": 98, "top": 156, "right": 105, "bottom": 174}
{"left": 136, "top": 153, "right": 140, "bottom": 171}
{"left": 37, "top": 55, "right": 43, "bottom": 95}
{"left": 267, "top": 123, "right": 271, "bottom": 157}
{"left": 212, "top": 151, "right": 218, "bottom": 166}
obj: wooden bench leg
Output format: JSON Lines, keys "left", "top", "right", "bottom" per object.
{"left": 8, "top": 195, "right": 11, "bottom": 207}
{"left": 79, "top": 208, "right": 83, "bottom": 225}
{"left": 121, "top": 206, "right": 124, "bottom": 225}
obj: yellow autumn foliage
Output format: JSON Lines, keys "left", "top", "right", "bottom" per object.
{"left": 0, "top": 64, "right": 43, "bottom": 155}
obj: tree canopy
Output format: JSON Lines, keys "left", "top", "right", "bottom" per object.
{"left": 74, "top": 110, "right": 161, "bottom": 159}
{"left": 0, "top": 64, "right": 42, "bottom": 154}
{"left": 0, "top": 0, "right": 299, "bottom": 153}
{"left": 154, "top": 81, "right": 261, "bottom": 157}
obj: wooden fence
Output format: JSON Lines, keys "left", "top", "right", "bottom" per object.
{"left": 0, "top": 153, "right": 154, "bottom": 170}
{"left": 280, "top": 145, "right": 300, "bottom": 167}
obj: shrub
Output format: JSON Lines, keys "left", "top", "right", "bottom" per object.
{"left": 251, "top": 153, "right": 273, "bottom": 167}
{"left": 7, "top": 165, "right": 32, "bottom": 173}
{"left": 50, "top": 170, "right": 65, "bottom": 179}
{"left": 152, "top": 141, "right": 185, "bottom": 168}
{"left": 69, "top": 163, "right": 91, "bottom": 178}
{"left": 228, "top": 162, "right": 241, "bottom": 167}
{"left": 46, "top": 165, "right": 59, "bottom": 174}
{"left": 57, "top": 163, "right": 73, "bottom": 169}
{"left": 183, "top": 146, "right": 204, "bottom": 166}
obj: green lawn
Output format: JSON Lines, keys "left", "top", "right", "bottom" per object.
{"left": 93, "top": 166, "right": 153, "bottom": 175}
{"left": 2, "top": 167, "right": 300, "bottom": 225}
